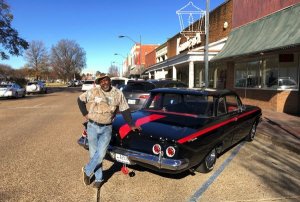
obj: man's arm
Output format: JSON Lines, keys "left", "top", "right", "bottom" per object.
{"left": 120, "top": 109, "right": 141, "bottom": 131}
{"left": 77, "top": 97, "right": 88, "bottom": 117}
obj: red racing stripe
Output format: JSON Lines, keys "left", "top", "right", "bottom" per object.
{"left": 119, "top": 114, "right": 166, "bottom": 139}
{"left": 177, "top": 109, "right": 259, "bottom": 144}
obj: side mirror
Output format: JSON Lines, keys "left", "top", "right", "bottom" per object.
{"left": 238, "top": 105, "right": 246, "bottom": 112}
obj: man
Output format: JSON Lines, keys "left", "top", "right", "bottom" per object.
{"left": 77, "top": 75, "right": 141, "bottom": 188}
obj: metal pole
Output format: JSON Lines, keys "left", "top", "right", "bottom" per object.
{"left": 139, "top": 34, "right": 142, "bottom": 78}
{"left": 204, "top": 0, "right": 210, "bottom": 88}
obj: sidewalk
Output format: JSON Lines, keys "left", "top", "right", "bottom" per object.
{"left": 262, "top": 110, "right": 300, "bottom": 139}
{"left": 258, "top": 110, "right": 300, "bottom": 154}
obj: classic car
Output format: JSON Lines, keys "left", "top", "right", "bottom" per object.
{"left": 106, "top": 88, "right": 261, "bottom": 174}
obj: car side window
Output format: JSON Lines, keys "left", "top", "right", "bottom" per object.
{"left": 225, "top": 95, "right": 240, "bottom": 112}
{"left": 217, "top": 97, "right": 227, "bottom": 116}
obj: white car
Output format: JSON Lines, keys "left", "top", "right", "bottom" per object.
{"left": 26, "top": 81, "right": 47, "bottom": 94}
{"left": 81, "top": 80, "right": 99, "bottom": 91}
{"left": 0, "top": 83, "right": 26, "bottom": 98}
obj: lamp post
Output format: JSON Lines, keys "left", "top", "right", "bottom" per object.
{"left": 118, "top": 35, "right": 142, "bottom": 77}
{"left": 204, "top": 0, "right": 210, "bottom": 88}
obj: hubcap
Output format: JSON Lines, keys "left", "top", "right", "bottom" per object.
{"left": 250, "top": 124, "right": 256, "bottom": 139}
{"left": 206, "top": 149, "right": 216, "bottom": 169}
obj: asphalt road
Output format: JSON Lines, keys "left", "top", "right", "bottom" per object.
{"left": 0, "top": 87, "right": 299, "bottom": 202}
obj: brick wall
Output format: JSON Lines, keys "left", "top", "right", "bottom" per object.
{"left": 145, "top": 49, "right": 157, "bottom": 69}
{"left": 233, "top": 0, "right": 300, "bottom": 28}
{"left": 209, "top": 0, "right": 233, "bottom": 42}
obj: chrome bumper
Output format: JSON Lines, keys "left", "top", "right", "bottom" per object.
{"left": 107, "top": 145, "right": 189, "bottom": 171}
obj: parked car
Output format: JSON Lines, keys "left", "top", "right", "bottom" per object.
{"left": 269, "top": 77, "right": 298, "bottom": 90}
{"left": 104, "top": 88, "right": 262, "bottom": 174}
{"left": 26, "top": 81, "right": 47, "bottom": 94}
{"left": 110, "top": 77, "right": 129, "bottom": 89}
{"left": 122, "top": 79, "right": 187, "bottom": 111}
{"left": 0, "top": 83, "right": 26, "bottom": 98}
{"left": 81, "top": 80, "right": 99, "bottom": 91}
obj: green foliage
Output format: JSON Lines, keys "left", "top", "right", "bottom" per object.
{"left": 0, "top": 0, "right": 29, "bottom": 60}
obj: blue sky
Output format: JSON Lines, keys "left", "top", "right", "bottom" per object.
{"left": 3, "top": 0, "right": 225, "bottom": 74}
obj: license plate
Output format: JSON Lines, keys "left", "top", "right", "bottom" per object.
{"left": 128, "top": 99, "right": 136, "bottom": 104}
{"left": 116, "top": 153, "right": 130, "bottom": 164}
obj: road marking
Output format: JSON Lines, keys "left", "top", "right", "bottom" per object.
{"left": 189, "top": 142, "right": 245, "bottom": 202}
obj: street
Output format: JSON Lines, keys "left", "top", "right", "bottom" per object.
{"left": 0, "top": 87, "right": 299, "bottom": 202}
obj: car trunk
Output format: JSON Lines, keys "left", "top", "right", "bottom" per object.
{"left": 111, "top": 110, "right": 211, "bottom": 156}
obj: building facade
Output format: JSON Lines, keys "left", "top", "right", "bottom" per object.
{"left": 213, "top": 0, "right": 300, "bottom": 114}
{"left": 142, "top": 0, "right": 300, "bottom": 114}
{"left": 144, "top": 0, "right": 233, "bottom": 88}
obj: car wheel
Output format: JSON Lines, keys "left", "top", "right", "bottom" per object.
{"left": 246, "top": 122, "right": 257, "bottom": 142}
{"left": 195, "top": 148, "right": 217, "bottom": 173}
{"left": 14, "top": 92, "right": 18, "bottom": 99}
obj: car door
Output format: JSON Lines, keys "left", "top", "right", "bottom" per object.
{"left": 215, "top": 96, "right": 237, "bottom": 150}
{"left": 226, "top": 95, "right": 251, "bottom": 144}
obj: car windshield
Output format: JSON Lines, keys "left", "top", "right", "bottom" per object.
{"left": 144, "top": 92, "right": 214, "bottom": 117}
{"left": 123, "top": 82, "right": 155, "bottom": 93}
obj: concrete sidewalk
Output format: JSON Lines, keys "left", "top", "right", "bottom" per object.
{"left": 262, "top": 110, "right": 300, "bottom": 139}
{"left": 256, "top": 110, "right": 300, "bottom": 155}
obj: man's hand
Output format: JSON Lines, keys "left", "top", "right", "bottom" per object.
{"left": 84, "top": 115, "right": 89, "bottom": 122}
{"left": 131, "top": 125, "right": 142, "bottom": 132}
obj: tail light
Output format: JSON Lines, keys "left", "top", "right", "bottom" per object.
{"left": 166, "top": 146, "right": 176, "bottom": 157}
{"left": 139, "top": 95, "right": 149, "bottom": 99}
{"left": 152, "top": 144, "right": 161, "bottom": 155}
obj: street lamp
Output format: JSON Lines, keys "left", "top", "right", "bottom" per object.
{"left": 118, "top": 35, "right": 142, "bottom": 77}
{"left": 204, "top": 0, "right": 210, "bottom": 88}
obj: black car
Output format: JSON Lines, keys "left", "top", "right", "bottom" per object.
{"left": 107, "top": 88, "right": 262, "bottom": 174}
{"left": 122, "top": 79, "right": 187, "bottom": 111}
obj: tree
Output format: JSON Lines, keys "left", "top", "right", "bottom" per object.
{"left": 24, "top": 40, "right": 49, "bottom": 80}
{"left": 108, "top": 64, "right": 119, "bottom": 77}
{"left": 0, "top": 0, "right": 28, "bottom": 60}
{"left": 50, "top": 39, "right": 86, "bottom": 81}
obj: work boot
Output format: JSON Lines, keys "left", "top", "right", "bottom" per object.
{"left": 82, "top": 167, "right": 91, "bottom": 186}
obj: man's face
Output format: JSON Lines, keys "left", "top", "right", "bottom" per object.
{"left": 99, "top": 77, "right": 111, "bottom": 91}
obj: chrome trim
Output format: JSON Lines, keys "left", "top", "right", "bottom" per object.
{"left": 107, "top": 145, "right": 189, "bottom": 171}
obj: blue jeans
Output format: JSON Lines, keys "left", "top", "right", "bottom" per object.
{"left": 84, "top": 122, "right": 112, "bottom": 182}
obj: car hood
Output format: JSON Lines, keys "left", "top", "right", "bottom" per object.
{"left": 112, "top": 110, "right": 212, "bottom": 142}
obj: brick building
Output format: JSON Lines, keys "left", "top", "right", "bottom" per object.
{"left": 143, "top": 0, "right": 300, "bottom": 114}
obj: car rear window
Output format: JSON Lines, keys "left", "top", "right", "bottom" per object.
{"left": 0, "top": 84, "right": 12, "bottom": 88}
{"left": 27, "top": 82, "right": 38, "bottom": 85}
{"left": 83, "top": 80, "right": 94, "bottom": 84}
{"left": 111, "top": 80, "right": 126, "bottom": 87}
{"left": 123, "top": 82, "right": 155, "bottom": 92}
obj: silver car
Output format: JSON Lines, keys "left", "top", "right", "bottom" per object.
{"left": 269, "top": 77, "right": 298, "bottom": 90}
{"left": 0, "top": 83, "right": 26, "bottom": 98}
{"left": 122, "top": 79, "right": 187, "bottom": 111}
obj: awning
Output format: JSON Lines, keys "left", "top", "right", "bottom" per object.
{"left": 212, "top": 4, "right": 300, "bottom": 60}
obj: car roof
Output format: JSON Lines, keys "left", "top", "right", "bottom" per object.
{"left": 150, "top": 88, "right": 236, "bottom": 97}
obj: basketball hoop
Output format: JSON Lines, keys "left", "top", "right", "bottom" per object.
{"left": 176, "top": 1, "right": 206, "bottom": 39}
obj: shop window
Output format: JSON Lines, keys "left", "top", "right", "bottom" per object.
{"left": 235, "top": 61, "right": 260, "bottom": 88}
{"left": 235, "top": 53, "right": 299, "bottom": 90}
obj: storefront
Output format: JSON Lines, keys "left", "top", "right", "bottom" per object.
{"left": 212, "top": 4, "right": 300, "bottom": 114}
